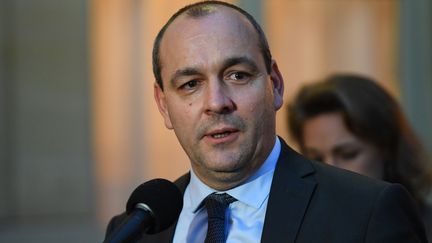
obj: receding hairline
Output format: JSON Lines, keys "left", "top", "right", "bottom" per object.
{"left": 183, "top": 3, "right": 219, "bottom": 17}
{"left": 163, "top": 4, "right": 256, "bottom": 37}
{"left": 153, "top": 1, "right": 272, "bottom": 89}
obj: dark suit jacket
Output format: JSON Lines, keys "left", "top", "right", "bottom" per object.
{"left": 105, "top": 138, "right": 427, "bottom": 242}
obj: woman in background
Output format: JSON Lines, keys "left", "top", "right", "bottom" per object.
{"left": 287, "top": 74, "right": 432, "bottom": 238}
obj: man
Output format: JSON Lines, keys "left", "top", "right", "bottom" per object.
{"left": 105, "top": 1, "right": 427, "bottom": 242}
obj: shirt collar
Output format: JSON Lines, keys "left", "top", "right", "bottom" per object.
{"left": 185, "top": 137, "right": 281, "bottom": 212}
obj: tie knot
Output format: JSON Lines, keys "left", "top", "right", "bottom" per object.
{"left": 204, "top": 193, "right": 236, "bottom": 218}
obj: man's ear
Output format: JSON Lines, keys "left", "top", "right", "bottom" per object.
{"left": 270, "top": 60, "right": 284, "bottom": 110}
{"left": 154, "top": 83, "right": 173, "bottom": 129}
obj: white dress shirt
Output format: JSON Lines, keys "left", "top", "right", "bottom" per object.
{"left": 173, "top": 137, "right": 281, "bottom": 243}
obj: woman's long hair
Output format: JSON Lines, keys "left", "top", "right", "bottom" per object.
{"left": 288, "top": 74, "right": 432, "bottom": 207}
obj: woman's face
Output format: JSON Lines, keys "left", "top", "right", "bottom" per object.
{"left": 301, "top": 112, "right": 384, "bottom": 179}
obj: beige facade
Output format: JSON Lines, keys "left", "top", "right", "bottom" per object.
{"left": 0, "top": 0, "right": 430, "bottom": 242}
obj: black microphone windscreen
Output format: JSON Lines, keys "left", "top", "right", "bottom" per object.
{"left": 125, "top": 178, "right": 183, "bottom": 234}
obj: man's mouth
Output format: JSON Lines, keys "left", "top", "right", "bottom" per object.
{"left": 211, "top": 131, "right": 232, "bottom": 139}
{"left": 205, "top": 127, "right": 239, "bottom": 140}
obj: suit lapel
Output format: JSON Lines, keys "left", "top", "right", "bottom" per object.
{"left": 261, "top": 139, "right": 317, "bottom": 243}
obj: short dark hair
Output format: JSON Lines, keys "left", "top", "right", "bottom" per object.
{"left": 152, "top": 1, "right": 272, "bottom": 90}
{"left": 288, "top": 74, "right": 432, "bottom": 207}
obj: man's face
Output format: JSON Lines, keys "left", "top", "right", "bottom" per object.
{"left": 154, "top": 7, "right": 284, "bottom": 190}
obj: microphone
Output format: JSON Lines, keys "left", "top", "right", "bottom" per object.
{"left": 104, "top": 178, "right": 183, "bottom": 243}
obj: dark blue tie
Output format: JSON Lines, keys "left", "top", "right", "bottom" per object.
{"left": 204, "top": 193, "right": 237, "bottom": 243}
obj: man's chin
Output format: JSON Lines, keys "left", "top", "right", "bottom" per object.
{"left": 205, "top": 160, "right": 243, "bottom": 172}
{"left": 205, "top": 169, "right": 249, "bottom": 190}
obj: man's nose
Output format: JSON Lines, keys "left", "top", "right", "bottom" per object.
{"left": 204, "top": 79, "right": 235, "bottom": 115}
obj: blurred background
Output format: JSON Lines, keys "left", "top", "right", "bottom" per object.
{"left": 0, "top": 0, "right": 431, "bottom": 242}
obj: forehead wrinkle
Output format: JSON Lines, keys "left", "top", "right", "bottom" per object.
{"left": 168, "top": 7, "right": 258, "bottom": 49}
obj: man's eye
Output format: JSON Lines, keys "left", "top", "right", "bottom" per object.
{"left": 228, "top": 72, "right": 251, "bottom": 81}
{"left": 180, "top": 80, "right": 199, "bottom": 90}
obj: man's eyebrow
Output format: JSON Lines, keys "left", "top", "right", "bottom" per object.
{"left": 170, "top": 68, "right": 201, "bottom": 86}
{"left": 222, "top": 56, "right": 259, "bottom": 72}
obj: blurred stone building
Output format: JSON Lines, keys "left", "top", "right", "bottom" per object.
{"left": 0, "top": 0, "right": 430, "bottom": 242}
